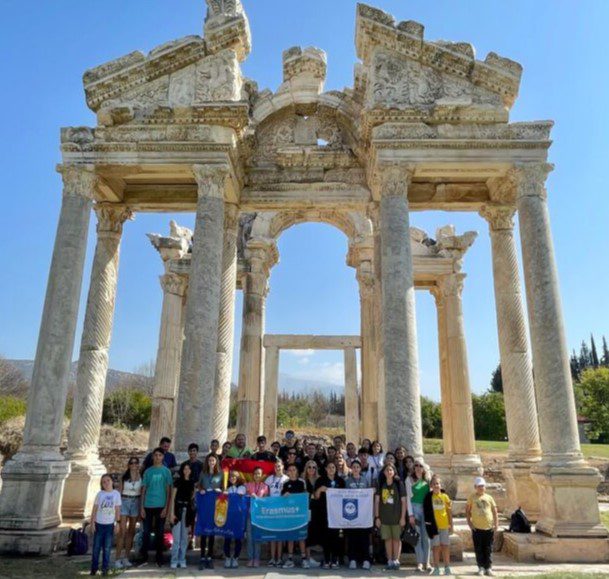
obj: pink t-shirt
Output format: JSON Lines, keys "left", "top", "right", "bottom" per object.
{"left": 245, "top": 481, "right": 269, "bottom": 498}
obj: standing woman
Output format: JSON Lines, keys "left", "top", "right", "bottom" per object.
{"left": 264, "top": 460, "right": 289, "bottom": 566}
{"left": 223, "top": 471, "right": 246, "bottom": 568}
{"left": 394, "top": 446, "right": 409, "bottom": 481}
{"left": 171, "top": 462, "right": 195, "bottom": 570}
{"left": 314, "top": 462, "right": 346, "bottom": 569}
{"left": 115, "top": 457, "right": 141, "bottom": 569}
{"left": 197, "top": 454, "right": 224, "bottom": 570}
{"left": 245, "top": 466, "right": 269, "bottom": 567}
{"left": 345, "top": 460, "right": 372, "bottom": 571}
{"left": 303, "top": 460, "right": 322, "bottom": 568}
{"left": 369, "top": 441, "right": 385, "bottom": 482}
{"left": 407, "top": 458, "right": 432, "bottom": 572}
{"left": 374, "top": 464, "right": 407, "bottom": 571}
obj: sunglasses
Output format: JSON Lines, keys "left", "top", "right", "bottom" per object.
{"left": 414, "top": 464, "right": 423, "bottom": 468}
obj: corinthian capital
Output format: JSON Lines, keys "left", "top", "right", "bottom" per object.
{"left": 436, "top": 273, "right": 465, "bottom": 300}
{"left": 374, "top": 163, "right": 414, "bottom": 199}
{"left": 160, "top": 273, "right": 189, "bottom": 297}
{"left": 192, "top": 164, "right": 230, "bottom": 199}
{"left": 479, "top": 204, "right": 516, "bottom": 232}
{"left": 511, "top": 163, "right": 554, "bottom": 200}
{"left": 94, "top": 203, "right": 134, "bottom": 235}
{"left": 58, "top": 165, "right": 99, "bottom": 199}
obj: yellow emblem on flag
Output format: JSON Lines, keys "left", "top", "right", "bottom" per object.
{"left": 214, "top": 494, "right": 228, "bottom": 527}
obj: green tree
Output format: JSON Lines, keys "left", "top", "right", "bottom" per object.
{"left": 591, "top": 334, "right": 600, "bottom": 368}
{"left": 575, "top": 367, "right": 609, "bottom": 442}
{"left": 472, "top": 392, "right": 507, "bottom": 441}
{"left": 570, "top": 350, "right": 581, "bottom": 382}
{"left": 420, "top": 396, "right": 442, "bottom": 439}
{"left": 601, "top": 336, "right": 609, "bottom": 368}
{"left": 490, "top": 363, "right": 503, "bottom": 393}
{"left": 102, "top": 388, "right": 152, "bottom": 429}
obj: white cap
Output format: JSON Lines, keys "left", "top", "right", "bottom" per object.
{"left": 474, "top": 477, "right": 486, "bottom": 487}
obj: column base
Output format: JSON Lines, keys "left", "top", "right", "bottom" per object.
{"left": 531, "top": 462, "right": 608, "bottom": 538}
{"left": 449, "top": 454, "right": 484, "bottom": 500}
{"left": 0, "top": 524, "right": 72, "bottom": 556}
{"left": 0, "top": 451, "right": 71, "bottom": 531}
{"left": 61, "top": 457, "right": 106, "bottom": 519}
{"left": 503, "top": 459, "right": 541, "bottom": 521}
{"left": 503, "top": 532, "right": 609, "bottom": 563}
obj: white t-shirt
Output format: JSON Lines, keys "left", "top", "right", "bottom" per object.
{"left": 122, "top": 479, "right": 142, "bottom": 497}
{"left": 95, "top": 490, "right": 122, "bottom": 525}
{"left": 265, "top": 474, "right": 289, "bottom": 497}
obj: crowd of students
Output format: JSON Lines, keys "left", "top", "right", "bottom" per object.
{"left": 89, "top": 432, "right": 499, "bottom": 577}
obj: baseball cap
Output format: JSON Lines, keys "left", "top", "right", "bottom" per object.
{"left": 474, "top": 477, "right": 486, "bottom": 487}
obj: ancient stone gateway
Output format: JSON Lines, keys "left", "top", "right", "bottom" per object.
{"left": 0, "top": 0, "right": 607, "bottom": 563}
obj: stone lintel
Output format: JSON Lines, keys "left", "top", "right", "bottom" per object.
{"left": 263, "top": 334, "right": 361, "bottom": 350}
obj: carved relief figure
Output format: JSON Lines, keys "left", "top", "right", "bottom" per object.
{"left": 195, "top": 51, "right": 241, "bottom": 102}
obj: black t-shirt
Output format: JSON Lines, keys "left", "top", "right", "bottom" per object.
{"left": 252, "top": 450, "right": 277, "bottom": 462}
{"left": 281, "top": 479, "right": 306, "bottom": 495}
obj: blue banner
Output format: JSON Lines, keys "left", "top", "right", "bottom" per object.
{"left": 195, "top": 492, "right": 249, "bottom": 540}
{"left": 250, "top": 494, "right": 309, "bottom": 542}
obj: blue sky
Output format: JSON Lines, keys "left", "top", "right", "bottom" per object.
{"left": 1, "top": 1, "right": 608, "bottom": 401}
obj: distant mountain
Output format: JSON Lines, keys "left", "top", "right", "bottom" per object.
{"left": 5, "top": 359, "right": 151, "bottom": 395}
{"left": 279, "top": 373, "right": 343, "bottom": 395}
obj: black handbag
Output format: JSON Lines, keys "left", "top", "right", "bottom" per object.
{"left": 401, "top": 524, "right": 420, "bottom": 547}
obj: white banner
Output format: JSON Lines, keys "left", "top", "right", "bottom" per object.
{"left": 326, "top": 488, "right": 374, "bottom": 529}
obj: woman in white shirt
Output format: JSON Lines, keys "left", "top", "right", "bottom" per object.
{"left": 115, "top": 457, "right": 142, "bottom": 569}
{"left": 264, "top": 460, "right": 289, "bottom": 566}
{"left": 368, "top": 440, "right": 385, "bottom": 481}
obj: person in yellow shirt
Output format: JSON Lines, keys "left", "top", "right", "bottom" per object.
{"left": 423, "top": 475, "right": 453, "bottom": 576}
{"left": 466, "top": 477, "right": 498, "bottom": 577}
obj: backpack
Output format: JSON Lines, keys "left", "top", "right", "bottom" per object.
{"left": 509, "top": 507, "right": 531, "bottom": 533}
{"left": 67, "top": 527, "right": 89, "bottom": 556}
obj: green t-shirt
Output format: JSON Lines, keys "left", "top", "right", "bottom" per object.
{"left": 411, "top": 479, "right": 429, "bottom": 505}
{"left": 142, "top": 465, "right": 173, "bottom": 508}
{"left": 226, "top": 446, "right": 253, "bottom": 459}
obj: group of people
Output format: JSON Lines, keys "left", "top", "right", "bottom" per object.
{"left": 89, "top": 432, "right": 499, "bottom": 577}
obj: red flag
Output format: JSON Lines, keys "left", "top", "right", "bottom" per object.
{"left": 221, "top": 458, "right": 276, "bottom": 482}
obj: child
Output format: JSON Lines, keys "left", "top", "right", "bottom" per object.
{"left": 171, "top": 462, "right": 195, "bottom": 570}
{"left": 281, "top": 464, "right": 309, "bottom": 569}
{"left": 424, "top": 475, "right": 453, "bottom": 576}
{"left": 90, "top": 474, "right": 121, "bottom": 576}
{"left": 224, "top": 471, "right": 246, "bottom": 568}
{"left": 466, "top": 477, "right": 498, "bottom": 577}
{"left": 245, "top": 466, "right": 269, "bottom": 567}
{"left": 265, "top": 460, "right": 289, "bottom": 566}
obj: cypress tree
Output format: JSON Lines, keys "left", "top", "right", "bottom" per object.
{"left": 591, "top": 334, "right": 600, "bottom": 368}
{"left": 490, "top": 363, "right": 503, "bottom": 393}
{"left": 602, "top": 336, "right": 609, "bottom": 367}
{"left": 570, "top": 350, "right": 581, "bottom": 382}
{"left": 580, "top": 340, "right": 592, "bottom": 370}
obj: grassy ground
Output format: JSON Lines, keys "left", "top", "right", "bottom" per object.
{"left": 601, "top": 510, "right": 609, "bottom": 530}
{"left": 0, "top": 555, "right": 90, "bottom": 577}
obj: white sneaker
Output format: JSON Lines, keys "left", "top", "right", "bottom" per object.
{"left": 114, "top": 559, "right": 124, "bottom": 569}
{"left": 308, "top": 558, "right": 321, "bottom": 568}
{"left": 283, "top": 558, "right": 295, "bottom": 569}
{"left": 485, "top": 570, "right": 495, "bottom": 577}
{"left": 267, "top": 558, "right": 276, "bottom": 567}
{"left": 363, "top": 560, "right": 371, "bottom": 571}
{"left": 179, "top": 561, "right": 187, "bottom": 568}
{"left": 123, "top": 558, "right": 133, "bottom": 568}
{"left": 477, "top": 568, "right": 485, "bottom": 577}
{"left": 330, "top": 561, "right": 340, "bottom": 569}
{"left": 349, "top": 560, "right": 357, "bottom": 570}
{"left": 302, "top": 559, "right": 310, "bottom": 569}
{"left": 417, "top": 564, "right": 425, "bottom": 573}
{"left": 170, "top": 562, "right": 178, "bottom": 569}
{"left": 231, "top": 557, "right": 239, "bottom": 568}
{"left": 224, "top": 557, "right": 232, "bottom": 568}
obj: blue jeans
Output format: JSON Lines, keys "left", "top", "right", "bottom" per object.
{"left": 171, "top": 510, "right": 189, "bottom": 566}
{"left": 246, "top": 516, "right": 260, "bottom": 561}
{"left": 412, "top": 503, "right": 430, "bottom": 566}
{"left": 91, "top": 523, "right": 114, "bottom": 573}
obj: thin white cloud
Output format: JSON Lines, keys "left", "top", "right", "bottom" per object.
{"left": 286, "top": 349, "right": 315, "bottom": 357}
{"left": 297, "top": 357, "right": 310, "bottom": 365}
{"left": 294, "top": 361, "right": 345, "bottom": 385}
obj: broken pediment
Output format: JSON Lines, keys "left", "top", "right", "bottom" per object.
{"left": 355, "top": 3, "right": 522, "bottom": 115}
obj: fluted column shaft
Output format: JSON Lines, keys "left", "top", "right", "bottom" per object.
{"left": 62, "top": 204, "right": 132, "bottom": 518}
{"left": 344, "top": 347, "right": 360, "bottom": 445}
{"left": 149, "top": 273, "right": 188, "bottom": 447}
{"left": 515, "top": 163, "right": 605, "bottom": 537}
{"left": 263, "top": 346, "right": 279, "bottom": 441}
{"left": 175, "top": 165, "right": 227, "bottom": 451}
{"left": 0, "top": 166, "right": 95, "bottom": 533}
{"left": 237, "top": 240, "right": 276, "bottom": 444}
{"left": 213, "top": 204, "right": 239, "bottom": 443}
{"left": 378, "top": 166, "right": 423, "bottom": 456}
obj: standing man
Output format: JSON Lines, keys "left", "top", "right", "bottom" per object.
{"left": 466, "top": 477, "right": 498, "bottom": 577}
{"left": 180, "top": 443, "right": 203, "bottom": 484}
{"left": 279, "top": 430, "right": 296, "bottom": 462}
{"left": 227, "top": 433, "right": 253, "bottom": 458}
{"left": 143, "top": 437, "right": 177, "bottom": 472}
{"left": 140, "top": 448, "right": 173, "bottom": 566}
{"left": 252, "top": 436, "right": 276, "bottom": 462}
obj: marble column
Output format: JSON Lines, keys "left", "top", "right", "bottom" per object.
{"left": 237, "top": 239, "right": 277, "bottom": 444}
{"left": 175, "top": 165, "right": 227, "bottom": 452}
{"left": 63, "top": 204, "right": 133, "bottom": 519}
{"left": 344, "top": 347, "right": 360, "bottom": 445}
{"left": 435, "top": 274, "right": 482, "bottom": 498}
{"left": 378, "top": 166, "right": 423, "bottom": 456}
{"left": 148, "top": 273, "right": 188, "bottom": 447}
{"left": 213, "top": 204, "right": 239, "bottom": 444}
{"left": 348, "top": 240, "right": 379, "bottom": 440}
{"left": 480, "top": 203, "right": 542, "bottom": 518}
{"left": 515, "top": 163, "right": 606, "bottom": 537}
{"left": 0, "top": 166, "right": 95, "bottom": 553}
{"left": 263, "top": 346, "right": 279, "bottom": 441}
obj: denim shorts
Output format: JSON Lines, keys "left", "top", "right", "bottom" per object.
{"left": 121, "top": 496, "right": 140, "bottom": 517}
{"left": 430, "top": 528, "right": 450, "bottom": 547}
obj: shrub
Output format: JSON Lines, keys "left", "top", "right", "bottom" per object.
{"left": 472, "top": 392, "right": 507, "bottom": 441}
{"left": 0, "top": 395, "right": 27, "bottom": 424}
{"left": 575, "top": 367, "right": 609, "bottom": 442}
{"left": 421, "top": 396, "right": 443, "bottom": 439}
{"left": 102, "top": 388, "right": 151, "bottom": 429}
